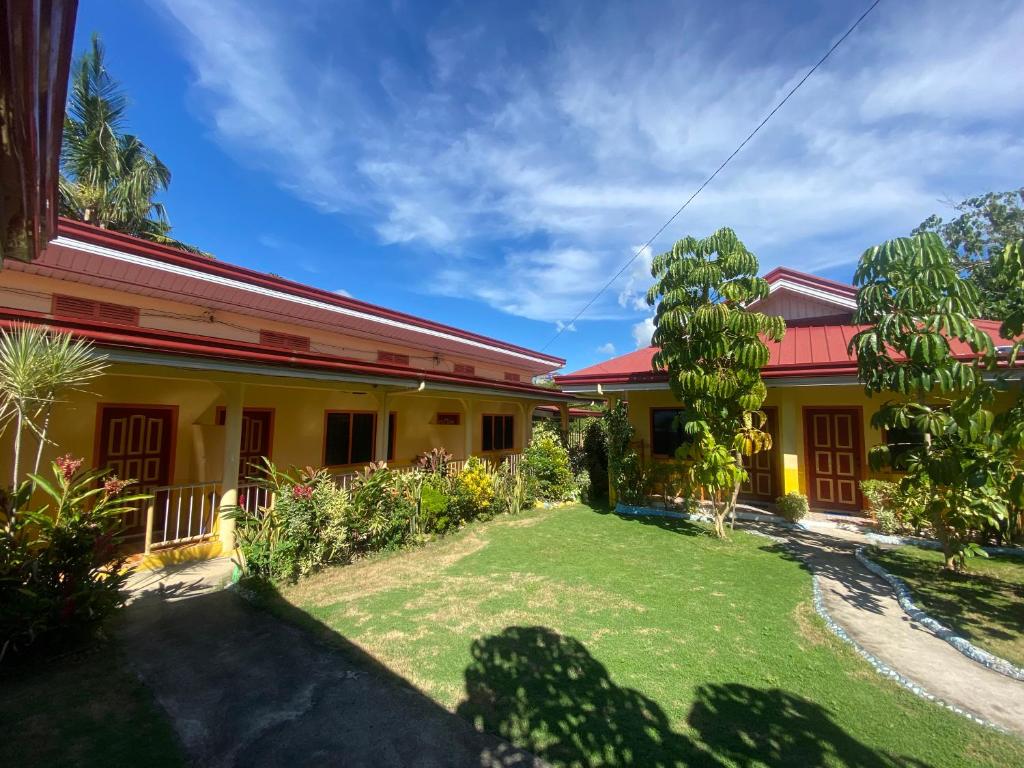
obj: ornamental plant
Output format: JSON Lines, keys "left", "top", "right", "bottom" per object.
{"left": 646, "top": 228, "right": 785, "bottom": 538}
{"left": 522, "top": 423, "right": 576, "bottom": 502}
{"left": 605, "top": 401, "right": 641, "bottom": 504}
{"left": 453, "top": 457, "right": 495, "bottom": 518}
{"left": 851, "top": 232, "right": 1022, "bottom": 569}
{"left": 1, "top": 460, "right": 146, "bottom": 661}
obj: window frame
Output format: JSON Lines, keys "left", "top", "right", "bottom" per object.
{"left": 322, "top": 410, "right": 377, "bottom": 468}
{"left": 481, "top": 413, "right": 515, "bottom": 452}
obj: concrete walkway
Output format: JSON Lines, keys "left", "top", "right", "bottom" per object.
{"left": 118, "top": 559, "right": 542, "bottom": 768}
{"left": 771, "top": 524, "right": 1024, "bottom": 735}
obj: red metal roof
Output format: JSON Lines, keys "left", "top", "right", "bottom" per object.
{"left": 37, "top": 219, "right": 565, "bottom": 370}
{"left": 1, "top": 308, "right": 574, "bottom": 400}
{"left": 555, "top": 320, "right": 1013, "bottom": 386}
{"left": 760, "top": 266, "right": 857, "bottom": 299}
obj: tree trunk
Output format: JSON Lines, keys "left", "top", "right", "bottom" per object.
{"left": 713, "top": 491, "right": 728, "bottom": 539}
{"left": 728, "top": 453, "right": 742, "bottom": 530}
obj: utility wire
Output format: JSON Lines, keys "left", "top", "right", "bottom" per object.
{"left": 541, "top": 0, "right": 883, "bottom": 353}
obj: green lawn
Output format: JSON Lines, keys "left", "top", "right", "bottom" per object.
{"left": 870, "top": 545, "right": 1024, "bottom": 669}
{"left": 0, "top": 643, "right": 184, "bottom": 768}
{"left": 277, "top": 505, "right": 1024, "bottom": 768}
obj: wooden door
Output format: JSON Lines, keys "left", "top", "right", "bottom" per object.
{"left": 740, "top": 407, "right": 779, "bottom": 502}
{"left": 804, "top": 408, "right": 863, "bottom": 511}
{"left": 218, "top": 408, "right": 274, "bottom": 479}
{"left": 97, "top": 405, "right": 175, "bottom": 536}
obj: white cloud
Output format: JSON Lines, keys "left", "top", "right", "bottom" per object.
{"left": 159, "top": 0, "right": 1024, "bottom": 328}
{"left": 632, "top": 317, "right": 656, "bottom": 349}
{"left": 333, "top": 288, "right": 352, "bottom": 298}
{"left": 596, "top": 341, "right": 616, "bottom": 356}
{"left": 555, "top": 320, "right": 577, "bottom": 333}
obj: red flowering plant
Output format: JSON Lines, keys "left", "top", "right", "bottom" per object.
{"left": 223, "top": 458, "right": 352, "bottom": 582}
{"left": 1, "top": 459, "right": 149, "bottom": 661}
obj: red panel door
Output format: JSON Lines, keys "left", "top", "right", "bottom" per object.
{"left": 97, "top": 406, "right": 175, "bottom": 536}
{"left": 740, "top": 407, "right": 779, "bottom": 502}
{"left": 805, "top": 408, "right": 863, "bottom": 511}
{"left": 218, "top": 408, "right": 274, "bottom": 479}
{"left": 239, "top": 409, "right": 273, "bottom": 479}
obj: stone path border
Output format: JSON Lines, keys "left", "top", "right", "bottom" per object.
{"left": 616, "top": 505, "right": 1022, "bottom": 734}
{"left": 864, "top": 532, "right": 1024, "bottom": 557}
{"left": 856, "top": 547, "right": 1024, "bottom": 682}
{"left": 808, "top": 572, "right": 1008, "bottom": 733}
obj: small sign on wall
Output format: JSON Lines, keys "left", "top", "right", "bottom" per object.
{"left": 436, "top": 413, "right": 461, "bottom": 426}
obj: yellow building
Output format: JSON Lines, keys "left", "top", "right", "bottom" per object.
{"left": 0, "top": 219, "right": 572, "bottom": 563}
{"left": 555, "top": 268, "right": 1018, "bottom": 514}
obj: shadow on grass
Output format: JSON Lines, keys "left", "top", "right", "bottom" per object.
{"left": 456, "top": 625, "right": 932, "bottom": 768}
{"left": 874, "top": 550, "right": 1024, "bottom": 646}
{"left": 591, "top": 506, "right": 711, "bottom": 538}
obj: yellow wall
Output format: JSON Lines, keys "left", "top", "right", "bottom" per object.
{"left": 612, "top": 383, "right": 1019, "bottom": 508}
{"left": 0, "top": 362, "right": 538, "bottom": 485}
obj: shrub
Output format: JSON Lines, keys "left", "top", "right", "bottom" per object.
{"left": 574, "top": 469, "right": 591, "bottom": 504}
{"left": 775, "top": 492, "right": 809, "bottom": 522}
{"left": 416, "top": 447, "right": 453, "bottom": 475}
{"left": 859, "top": 479, "right": 924, "bottom": 536}
{"left": 494, "top": 464, "right": 530, "bottom": 516}
{"left": 0, "top": 460, "right": 143, "bottom": 661}
{"left": 418, "top": 472, "right": 456, "bottom": 534}
{"left": 523, "top": 424, "right": 577, "bottom": 501}
{"left": 229, "top": 460, "right": 352, "bottom": 581}
{"left": 350, "top": 463, "right": 417, "bottom": 552}
{"left": 451, "top": 457, "right": 495, "bottom": 521}
{"left": 616, "top": 451, "right": 649, "bottom": 506}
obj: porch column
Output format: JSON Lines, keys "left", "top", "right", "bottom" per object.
{"left": 463, "top": 398, "right": 475, "bottom": 458}
{"left": 606, "top": 393, "right": 619, "bottom": 507}
{"left": 778, "top": 397, "right": 802, "bottom": 495}
{"left": 520, "top": 403, "right": 532, "bottom": 451}
{"left": 374, "top": 390, "right": 390, "bottom": 462}
{"left": 218, "top": 383, "right": 244, "bottom": 550}
{"left": 559, "top": 402, "right": 570, "bottom": 443}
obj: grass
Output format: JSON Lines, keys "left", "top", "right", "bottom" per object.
{"left": 870, "top": 545, "right": 1024, "bottom": 669}
{"left": 0, "top": 642, "right": 184, "bottom": 768}
{"left": 275, "top": 504, "right": 1024, "bottom": 768}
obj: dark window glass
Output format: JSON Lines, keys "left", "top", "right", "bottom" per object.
{"left": 652, "top": 408, "right": 688, "bottom": 457}
{"left": 324, "top": 412, "right": 351, "bottom": 465}
{"left": 483, "top": 414, "right": 514, "bottom": 451}
{"left": 351, "top": 413, "right": 375, "bottom": 463}
{"left": 387, "top": 412, "right": 397, "bottom": 461}
{"left": 324, "top": 412, "right": 376, "bottom": 465}
{"left": 886, "top": 426, "right": 925, "bottom": 470}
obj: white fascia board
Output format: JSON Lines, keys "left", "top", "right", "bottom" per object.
{"left": 559, "top": 382, "right": 670, "bottom": 394}
{"left": 55, "top": 236, "right": 558, "bottom": 368}
{"left": 748, "top": 279, "right": 857, "bottom": 310}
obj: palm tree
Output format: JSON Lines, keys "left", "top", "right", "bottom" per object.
{"left": 60, "top": 34, "right": 206, "bottom": 255}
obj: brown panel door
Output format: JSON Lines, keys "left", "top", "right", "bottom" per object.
{"left": 805, "top": 408, "right": 863, "bottom": 511}
{"left": 97, "top": 406, "right": 175, "bottom": 536}
{"left": 740, "top": 406, "right": 779, "bottom": 502}
{"left": 218, "top": 408, "right": 274, "bottom": 479}
{"left": 239, "top": 409, "right": 273, "bottom": 479}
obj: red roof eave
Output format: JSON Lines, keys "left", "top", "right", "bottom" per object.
{"left": 2, "top": 309, "right": 573, "bottom": 400}
{"left": 53, "top": 219, "right": 566, "bottom": 368}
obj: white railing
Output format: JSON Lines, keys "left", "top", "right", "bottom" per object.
{"left": 237, "top": 483, "right": 272, "bottom": 515}
{"left": 143, "top": 481, "right": 221, "bottom": 553}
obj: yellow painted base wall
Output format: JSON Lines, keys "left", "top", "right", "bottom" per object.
{"left": 616, "top": 383, "right": 1019, "bottom": 509}
{"left": 0, "top": 362, "right": 536, "bottom": 484}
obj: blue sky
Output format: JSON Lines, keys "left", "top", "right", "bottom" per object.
{"left": 74, "top": 0, "right": 1024, "bottom": 374}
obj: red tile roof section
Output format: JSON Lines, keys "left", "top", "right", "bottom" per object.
{"left": 555, "top": 320, "right": 1012, "bottom": 386}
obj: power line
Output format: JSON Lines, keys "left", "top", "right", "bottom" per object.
{"left": 541, "top": 0, "right": 883, "bottom": 353}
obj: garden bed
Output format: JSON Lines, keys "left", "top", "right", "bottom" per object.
{"left": 272, "top": 505, "right": 1024, "bottom": 767}
{"left": 869, "top": 546, "right": 1024, "bottom": 670}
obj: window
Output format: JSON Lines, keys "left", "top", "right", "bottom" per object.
{"left": 651, "top": 408, "right": 691, "bottom": 458}
{"left": 885, "top": 426, "right": 926, "bottom": 470}
{"left": 453, "top": 363, "right": 475, "bottom": 376}
{"left": 323, "top": 411, "right": 375, "bottom": 466}
{"left": 52, "top": 294, "right": 139, "bottom": 326}
{"left": 387, "top": 412, "right": 397, "bottom": 462}
{"left": 436, "top": 412, "right": 461, "bottom": 426}
{"left": 482, "top": 414, "right": 514, "bottom": 451}
{"left": 260, "top": 329, "right": 310, "bottom": 352}
{"left": 504, "top": 372, "right": 521, "bottom": 382}
{"left": 378, "top": 350, "right": 410, "bottom": 366}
